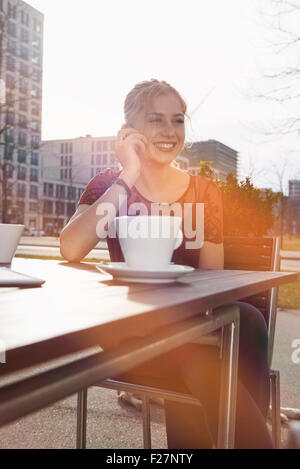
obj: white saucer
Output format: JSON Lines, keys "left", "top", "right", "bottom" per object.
{"left": 96, "top": 262, "right": 195, "bottom": 283}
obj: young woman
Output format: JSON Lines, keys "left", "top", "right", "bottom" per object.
{"left": 60, "top": 79, "right": 273, "bottom": 449}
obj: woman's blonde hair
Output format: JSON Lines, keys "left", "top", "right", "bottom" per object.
{"left": 124, "top": 79, "right": 187, "bottom": 125}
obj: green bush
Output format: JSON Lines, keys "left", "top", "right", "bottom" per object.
{"left": 198, "top": 161, "right": 281, "bottom": 237}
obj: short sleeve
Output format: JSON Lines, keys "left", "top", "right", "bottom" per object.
{"left": 202, "top": 179, "right": 224, "bottom": 244}
{"left": 78, "top": 169, "right": 120, "bottom": 206}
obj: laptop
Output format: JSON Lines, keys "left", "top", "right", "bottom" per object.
{"left": 0, "top": 267, "right": 45, "bottom": 287}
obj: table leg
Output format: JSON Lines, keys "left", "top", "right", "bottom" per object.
{"left": 77, "top": 389, "right": 88, "bottom": 449}
{"left": 217, "top": 316, "right": 240, "bottom": 449}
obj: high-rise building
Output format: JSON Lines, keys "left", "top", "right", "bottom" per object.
{"left": 183, "top": 139, "right": 238, "bottom": 179}
{"left": 0, "top": 0, "right": 43, "bottom": 230}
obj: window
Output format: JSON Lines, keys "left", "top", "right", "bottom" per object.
{"left": 31, "top": 152, "right": 39, "bottom": 165}
{"left": 20, "top": 78, "right": 28, "bottom": 94}
{"left": 64, "top": 169, "right": 67, "bottom": 179}
{"left": 5, "top": 128, "right": 14, "bottom": 143}
{"left": 17, "top": 183, "right": 26, "bottom": 197}
{"left": 69, "top": 168, "right": 72, "bottom": 179}
{"left": 60, "top": 169, "right": 63, "bottom": 180}
{"left": 8, "top": 2, "right": 17, "bottom": 19}
{"left": 17, "top": 166, "right": 26, "bottom": 180}
{"left": 18, "top": 149, "right": 27, "bottom": 163}
{"left": 70, "top": 143, "right": 73, "bottom": 153}
{"left": 20, "top": 62, "right": 29, "bottom": 77}
{"left": 6, "top": 74, "right": 15, "bottom": 89}
{"left": 31, "top": 135, "right": 39, "bottom": 148}
{"left": 91, "top": 168, "right": 94, "bottom": 178}
{"left": 19, "top": 114, "right": 27, "bottom": 128}
{"left": 20, "top": 45, "right": 29, "bottom": 61}
{"left": 30, "top": 185, "right": 38, "bottom": 199}
{"left": 21, "top": 11, "right": 29, "bottom": 26}
{"left": 33, "top": 19, "right": 42, "bottom": 33}
{"left": 97, "top": 141, "right": 102, "bottom": 152}
{"left": 67, "top": 203, "right": 75, "bottom": 217}
{"left": 4, "top": 145, "right": 14, "bottom": 160}
{"left": 64, "top": 156, "right": 68, "bottom": 166}
{"left": 60, "top": 156, "right": 63, "bottom": 166}
{"left": 67, "top": 187, "right": 76, "bottom": 199}
{"left": 7, "top": 111, "right": 14, "bottom": 125}
{"left": 91, "top": 155, "right": 94, "bottom": 165}
{"left": 7, "top": 21, "right": 16, "bottom": 37}
{"left": 31, "top": 103, "right": 40, "bottom": 116}
{"left": 92, "top": 142, "right": 94, "bottom": 152}
{"left": 96, "top": 154, "right": 101, "bottom": 165}
{"left": 6, "top": 56, "right": 16, "bottom": 72}
{"left": 20, "top": 28, "right": 29, "bottom": 43}
{"left": 31, "top": 86, "right": 40, "bottom": 98}
{"left": 65, "top": 143, "right": 68, "bottom": 153}
{"left": 4, "top": 163, "right": 13, "bottom": 178}
{"left": 31, "top": 52, "right": 41, "bottom": 65}
{"left": 32, "top": 69, "right": 40, "bottom": 82}
{"left": 44, "top": 200, "right": 53, "bottom": 215}
{"left": 55, "top": 201, "right": 65, "bottom": 215}
{"left": 32, "top": 35, "right": 40, "bottom": 48}
{"left": 30, "top": 168, "right": 38, "bottom": 182}
{"left": 18, "top": 131, "right": 27, "bottom": 146}
{"left": 7, "top": 38, "right": 16, "bottom": 54}
{"left": 102, "top": 154, "right": 107, "bottom": 166}
{"left": 110, "top": 140, "right": 115, "bottom": 151}
{"left": 68, "top": 155, "right": 72, "bottom": 165}
{"left": 30, "top": 121, "right": 39, "bottom": 131}
{"left": 30, "top": 202, "right": 38, "bottom": 211}
{"left": 19, "top": 99, "right": 28, "bottom": 112}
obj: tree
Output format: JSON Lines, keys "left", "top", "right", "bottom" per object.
{"left": 254, "top": 0, "right": 300, "bottom": 135}
{"left": 197, "top": 161, "right": 281, "bottom": 237}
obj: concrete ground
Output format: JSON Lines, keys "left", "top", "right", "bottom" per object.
{"left": 0, "top": 308, "right": 299, "bottom": 449}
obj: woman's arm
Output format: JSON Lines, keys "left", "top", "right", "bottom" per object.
{"left": 60, "top": 126, "right": 148, "bottom": 262}
{"left": 198, "top": 242, "right": 224, "bottom": 270}
{"left": 60, "top": 172, "right": 137, "bottom": 262}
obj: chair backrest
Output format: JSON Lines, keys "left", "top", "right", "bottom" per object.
{"left": 224, "top": 236, "right": 281, "bottom": 367}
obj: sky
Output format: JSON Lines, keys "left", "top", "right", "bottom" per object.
{"left": 25, "top": 0, "right": 300, "bottom": 193}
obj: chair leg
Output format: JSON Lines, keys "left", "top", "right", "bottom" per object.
{"left": 270, "top": 370, "right": 281, "bottom": 449}
{"left": 141, "top": 395, "right": 151, "bottom": 449}
{"left": 77, "top": 389, "right": 88, "bottom": 449}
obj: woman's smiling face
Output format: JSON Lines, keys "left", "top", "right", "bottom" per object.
{"left": 131, "top": 92, "right": 186, "bottom": 165}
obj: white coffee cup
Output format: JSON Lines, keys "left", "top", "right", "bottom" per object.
{"left": 0, "top": 224, "right": 24, "bottom": 265}
{"left": 113, "top": 216, "right": 183, "bottom": 269}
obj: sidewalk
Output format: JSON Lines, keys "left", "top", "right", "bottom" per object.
{"left": 16, "top": 237, "right": 300, "bottom": 271}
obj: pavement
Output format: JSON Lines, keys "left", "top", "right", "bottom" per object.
{"left": 16, "top": 237, "right": 300, "bottom": 271}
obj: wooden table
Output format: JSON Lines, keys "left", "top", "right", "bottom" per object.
{"left": 0, "top": 258, "right": 297, "bottom": 448}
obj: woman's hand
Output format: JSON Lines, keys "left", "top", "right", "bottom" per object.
{"left": 115, "top": 125, "right": 148, "bottom": 186}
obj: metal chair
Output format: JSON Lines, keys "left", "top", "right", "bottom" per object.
{"left": 76, "top": 236, "right": 282, "bottom": 449}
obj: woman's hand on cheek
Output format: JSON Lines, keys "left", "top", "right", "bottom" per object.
{"left": 115, "top": 125, "right": 148, "bottom": 184}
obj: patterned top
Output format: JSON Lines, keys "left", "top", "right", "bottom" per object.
{"left": 78, "top": 169, "right": 223, "bottom": 268}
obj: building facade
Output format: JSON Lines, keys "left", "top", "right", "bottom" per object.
{"left": 183, "top": 140, "right": 238, "bottom": 179}
{"left": 0, "top": 0, "right": 43, "bottom": 230}
{"left": 40, "top": 135, "right": 118, "bottom": 234}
